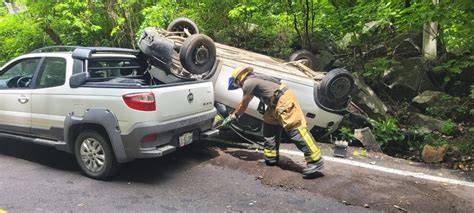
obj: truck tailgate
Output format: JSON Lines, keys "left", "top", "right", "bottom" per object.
{"left": 151, "top": 81, "right": 214, "bottom": 122}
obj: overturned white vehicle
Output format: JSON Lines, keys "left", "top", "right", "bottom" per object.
{"left": 140, "top": 18, "right": 357, "bottom": 141}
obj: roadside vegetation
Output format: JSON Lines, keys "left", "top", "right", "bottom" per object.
{"left": 0, "top": 0, "right": 472, "bottom": 170}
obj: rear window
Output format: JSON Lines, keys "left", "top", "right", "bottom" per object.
{"left": 88, "top": 58, "right": 145, "bottom": 79}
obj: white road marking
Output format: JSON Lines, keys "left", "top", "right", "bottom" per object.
{"left": 279, "top": 149, "right": 474, "bottom": 188}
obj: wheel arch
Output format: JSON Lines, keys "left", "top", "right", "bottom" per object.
{"left": 64, "top": 109, "right": 130, "bottom": 163}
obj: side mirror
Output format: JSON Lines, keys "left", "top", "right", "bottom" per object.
{"left": 69, "top": 72, "right": 89, "bottom": 88}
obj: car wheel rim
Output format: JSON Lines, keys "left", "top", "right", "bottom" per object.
{"left": 194, "top": 45, "right": 210, "bottom": 65}
{"left": 329, "top": 77, "right": 351, "bottom": 99}
{"left": 80, "top": 138, "right": 105, "bottom": 173}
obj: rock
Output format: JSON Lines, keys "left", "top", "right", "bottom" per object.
{"left": 337, "top": 21, "right": 383, "bottom": 49}
{"left": 458, "top": 65, "right": 474, "bottom": 84}
{"left": 422, "top": 144, "right": 449, "bottom": 163}
{"left": 337, "top": 32, "right": 355, "bottom": 49}
{"left": 412, "top": 91, "right": 464, "bottom": 119}
{"left": 406, "top": 113, "right": 445, "bottom": 134}
{"left": 412, "top": 90, "right": 446, "bottom": 109}
{"left": 393, "top": 38, "right": 421, "bottom": 57}
{"left": 390, "top": 32, "right": 423, "bottom": 57}
{"left": 354, "top": 127, "right": 382, "bottom": 152}
{"left": 412, "top": 90, "right": 461, "bottom": 112}
{"left": 351, "top": 72, "right": 388, "bottom": 120}
{"left": 383, "top": 57, "right": 436, "bottom": 101}
{"left": 314, "top": 50, "right": 334, "bottom": 71}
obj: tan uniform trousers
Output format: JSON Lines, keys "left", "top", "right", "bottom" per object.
{"left": 262, "top": 86, "right": 322, "bottom": 163}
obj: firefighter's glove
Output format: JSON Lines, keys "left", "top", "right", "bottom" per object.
{"left": 221, "top": 113, "right": 238, "bottom": 127}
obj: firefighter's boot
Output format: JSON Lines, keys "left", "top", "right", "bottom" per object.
{"left": 263, "top": 123, "right": 282, "bottom": 166}
{"left": 302, "top": 158, "right": 324, "bottom": 175}
{"left": 288, "top": 127, "right": 323, "bottom": 175}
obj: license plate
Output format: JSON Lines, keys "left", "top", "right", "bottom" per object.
{"left": 179, "top": 132, "right": 194, "bottom": 147}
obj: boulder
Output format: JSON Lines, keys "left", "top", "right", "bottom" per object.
{"left": 422, "top": 144, "right": 448, "bottom": 163}
{"left": 392, "top": 38, "right": 421, "bottom": 58}
{"left": 351, "top": 72, "right": 388, "bottom": 120}
{"left": 383, "top": 57, "right": 436, "bottom": 101}
{"left": 412, "top": 90, "right": 446, "bottom": 109}
{"left": 314, "top": 50, "right": 335, "bottom": 71}
{"left": 406, "top": 113, "right": 445, "bottom": 134}
{"left": 411, "top": 91, "right": 462, "bottom": 119}
{"left": 389, "top": 32, "right": 422, "bottom": 57}
{"left": 354, "top": 127, "right": 382, "bottom": 152}
{"left": 337, "top": 21, "right": 383, "bottom": 49}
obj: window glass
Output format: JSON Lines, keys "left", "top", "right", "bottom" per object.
{"left": 88, "top": 58, "right": 145, "bottom": 79}
{"left": 0, "top": 58, "right": 40, "bottom": 89}
{"left": 37, "top": 57, "right": 67, "bottom": 88}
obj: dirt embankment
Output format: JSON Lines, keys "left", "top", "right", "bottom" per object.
{"left": 208, "top": 146, "right": 474, "bottom": 212}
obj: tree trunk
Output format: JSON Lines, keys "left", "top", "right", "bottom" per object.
{"left": 422, "top": 0, "right": 439, "bottom": 60}
{"left": 43, "top": 26, "right": 62, "bottom": 45}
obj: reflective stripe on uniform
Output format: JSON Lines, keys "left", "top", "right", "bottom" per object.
{"left": 264, "top": 149, "right": 278, "bottom": 157}
{"left": 305, "top": 151, "right": 321, "bottom": 162}
{"left": 297, "top": 128, "right": 321, "bottom": 159}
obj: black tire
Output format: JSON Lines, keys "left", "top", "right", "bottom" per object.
{"left": 289, "top": 50, "right": 316, "bottom": 69}
{"left": 179, "top": 34, "right": 216, "bottom": 74}
{"left": 167, "top": 17, "right": 199, "bottom": 36}
{"left": 319, "top": 68, "right": 354, "bottom": 101}
{"left": 74, "top": 130, "right": 120, "bottom": 180}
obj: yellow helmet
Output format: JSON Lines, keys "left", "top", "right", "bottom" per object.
{"left": 228, "top": 67, "right": 253, "bottom": 90}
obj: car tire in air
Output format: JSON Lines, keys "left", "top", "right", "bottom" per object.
{"left": 167, "top": 17, "right": 200, "bottom": 36}
{"left": 319, "top": 68, "right": 354, "bottom": 101}
{"left": 74, "top": 130, "right": 120, "bottom": 180}
{"left": 179, "top": 34, "right": 217, "bottom": 74}
{"left": 289, "top": 50, "right": 316, "bottom": 69}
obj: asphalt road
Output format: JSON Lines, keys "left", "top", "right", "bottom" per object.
{"left": 0, "top": 136, "right": 473, "bottom": 212}
{"left": 0, "top": 139, "right": 365, "bottom": 212}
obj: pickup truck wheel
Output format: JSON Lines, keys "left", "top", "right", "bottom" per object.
{"left": 180, "top": 34, "right": 216, "bottom": 74}
{"left": 167, "top": 17, "right": 199, "bottom": 36}
{"left": 289, "top": 50, "right": 316, "bottom": 69}
{"left": 75, "top": 130, "right": 119, "bottom": 180}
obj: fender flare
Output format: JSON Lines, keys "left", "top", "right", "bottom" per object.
{"left": 64, "top": 109, "right": 129, "bottom": 163}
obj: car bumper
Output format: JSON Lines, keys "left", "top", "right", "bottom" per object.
{"left": 121, "top": 108, "right": 218, "bottom": 160}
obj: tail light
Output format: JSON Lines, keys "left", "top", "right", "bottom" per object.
{"left": 122, "top": 92, "right": 156, "bottom": 111}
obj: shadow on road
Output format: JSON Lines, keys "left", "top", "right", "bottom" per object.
{"left": 0, "top": 139, "right": 220, "bottom": 184}
{"left": 222, "top": 149, "right": 306, "bottom": 174}
{"left": 0, "top": 139, "right": 78, "bottom": 172}
{"left": 114, "top": 142, "right": 220, "bottom": 184}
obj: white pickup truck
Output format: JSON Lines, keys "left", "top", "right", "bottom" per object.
{"left": 0, "top": 47, "right": 218, "bottom": 179}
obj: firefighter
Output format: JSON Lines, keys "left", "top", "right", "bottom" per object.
{"left": 221, "top": 66, "right": 324, "bottom": 176}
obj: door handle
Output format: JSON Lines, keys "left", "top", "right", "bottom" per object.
{"left": 18, "top": 95, "right": 29, "bottom": 104}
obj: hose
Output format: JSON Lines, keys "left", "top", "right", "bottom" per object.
{"left": 228, "top": 124, "right": 265, "bottom": 148}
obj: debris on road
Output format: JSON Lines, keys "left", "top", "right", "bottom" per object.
{"left": 353, "top": 149, "right": 369, "bottom": 157}
{"left": 341, "top": 200, "right": 352, "bottom": 206}
{"left": 393, "top": 205, "right": 408, "bottom": 212}
{"left": 364, "top": 204, "right": 370, "bottom": 208}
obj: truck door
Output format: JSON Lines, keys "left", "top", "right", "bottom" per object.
{"left": 0, "top": 58, "right": 41, "bottom": 135}
{"left": 31, "top": 57, "right": 68, "bottom": 140}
